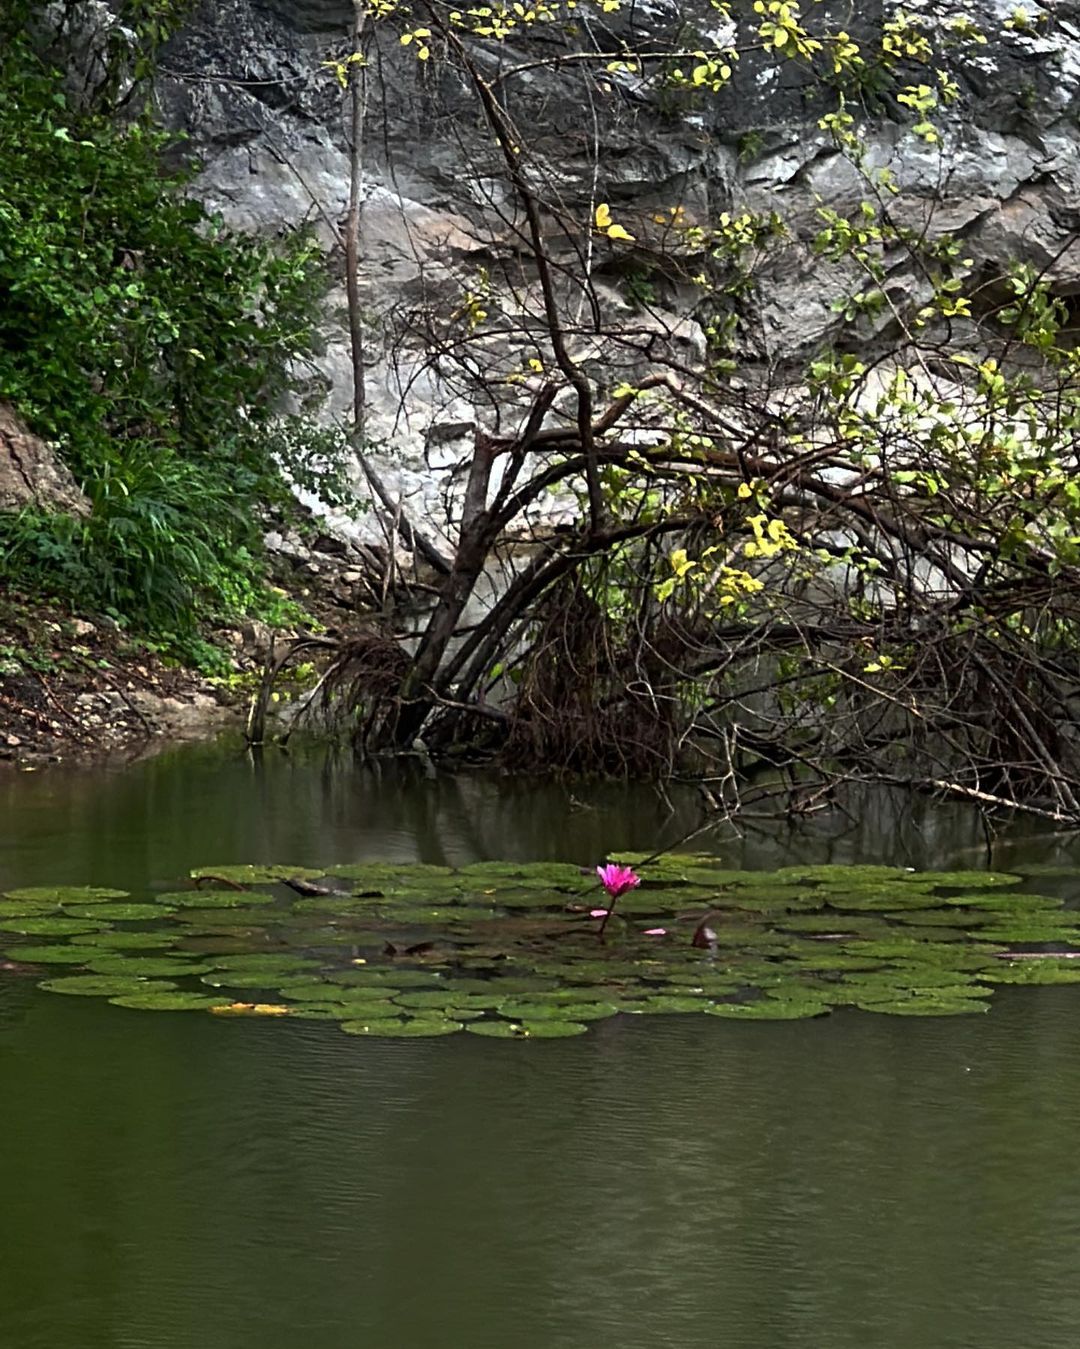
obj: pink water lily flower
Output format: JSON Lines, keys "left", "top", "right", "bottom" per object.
{"left": 596, "top": 863, "right": 641, "bottom": 899}
{"left": 593, "top": 863, "right": 642, "bottom": 939}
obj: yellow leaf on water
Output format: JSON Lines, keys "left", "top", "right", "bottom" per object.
{"left": 211, "top": 1001, "right": 292, "bottom": 1017}
{"left": 605, "top": 223, "right": 635, "bottom": 242}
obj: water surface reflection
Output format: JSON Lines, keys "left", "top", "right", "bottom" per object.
{"left": 2, "top": 742, "right": 1079, "bottom": 1349}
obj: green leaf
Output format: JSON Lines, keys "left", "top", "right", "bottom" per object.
{"left": 109, "top": 991, "right": 231, "bottom": 1012}
{"left": 340, "top": 1017, "right": 464, "bottom": 1037}
{"left": 466, "top": 1020, "right": 589, "bottom": 1038}
{"left": 5, "top": 944, "right": 93, "bottom": 964}
{"left": 3, "top": 887, "right": 128, "bottom": 903}
{"left": 39, "top": 975, "right": 171, "bottom": 997}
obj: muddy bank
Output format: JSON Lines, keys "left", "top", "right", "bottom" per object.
{"left": 0, "top": 594, "right": 242, "bottom": 768}
{"left": 0, "top": 524, "right": 393, "bottom": 768}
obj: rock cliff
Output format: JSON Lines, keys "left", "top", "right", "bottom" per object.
{"left": 151, "top": 0, "right": 1080, "bottom": 541}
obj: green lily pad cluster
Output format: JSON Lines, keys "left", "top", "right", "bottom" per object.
{"left": 2, "top": 859, "right": 1079, "bottom": 1037}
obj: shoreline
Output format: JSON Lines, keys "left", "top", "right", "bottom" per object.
{"left": 0, "top": 593, "right": 246, "bottom": 769}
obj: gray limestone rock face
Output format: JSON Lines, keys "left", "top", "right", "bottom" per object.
{"left": 0, "top": 404, "right": 91, "bottom": 518}
{"left": 69, "top": 0, "right": 1080, "bottom": 539}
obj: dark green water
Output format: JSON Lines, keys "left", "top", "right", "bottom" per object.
{"left": 3, "top": 743, "right": 1080, "bottom": 1349}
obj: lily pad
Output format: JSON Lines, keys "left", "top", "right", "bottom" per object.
{"left": 39, "top": 975, "right": 170, "bottom": 997}
{"left": 827, "top": 891, "right": 943, "bottom": 913}
{"left": 855, "top": 983, "right": 989, "bottom": 1004}
{"left": 5, "top": 944, "right": 91, "bottom": 965}
{"left": 980, "top": 961, "right": 1080, "bottom": 985}
{"left": 86, "top": 956, "right": 213, "bottom": 978}
{"left": 884, "top": 925, "right": 968, "bottom": 943}
{"left": 3, "top": 918, "right": 105, "bottom": 936}
{"left": 391, "top": 989, "right": 464, "bottom": 1010}
{"left": 839, "top": 967, "right": 983, "bottom": 991}
{"left": 154, "top": 890, "right": 277, "bottom": 909}
{"left": 2, "top": 887, "right": 128, "bottom": 903}
{"left": 705, "top": 1000, "right": 829, "bottom": 1019}
{"left": 0, "top": 901, "right": 64, "bottom": 917}
{"left": 332, "top": 998, "right": 402, "bottom": 1018}
{"left": 890, "top": 952, "right": 1002, "bottom": 973}
{"left": 179, "top": 909, "right": 285, "bottom": 928}
{"left": 890, "top": 909, "right": 999, "bottom": 927}
{"left": 496, "top": 1000, "right": 620, "bottom": 1021}
{"left": 425, "top": 992, "right": 504, "bottom": 1011}
{"left": 459, "top": 861, "right": 585, "bottom": 887}
{"left": 772, "top": 865, "right": 923, "bottom": 884}
{"left": 464, "top": 1020, "right": 530, "bottom": 1038}
{"left": 975, "top": 922, "right": 1080, "bottom": 943}
{"left": 65, "top": 903, "right": 174, "bottom": 921}
{"left": 290, "top": 897, "right": 378, "bottom": 916}
{"left": 26, "top": 854, "right": 1080, "bottom": 1035}
{"left": 189, "top": 865, "right": 323, "bottom": 885}
{"left": 109, "top": 991, "right": 231, "bottom": 1012}
{"left": 940, "top": 893, "right": 1064, "bottom": 912}
{"left": 779, "top": 914, "right": 888, "bottom": 935}
{"left": 919, "top": 871, "right": 1023, "bottom": 889}
{"left": 855, "top": 998, "right": 992, "bottom": 1015}
{"left": 209, "top": 954, "right": 321, "bottom": 974}
{"left": 841, "top": 940, "right": 1004, "bottom": 961}
{"left": 512, "top": 1019, "right": 591, "bottom": 1037}
{"left": 664, "top": 973, "right": 743, "bottom": 992}
{"left": 339, "top": 1017, "right": 464, "bottom": 1037}
{"left": 778, "top": 953, "right": 885, "bottom": 972}
{"left": 71, "top": 931, "right": 176, "bottom": 950}
{"left": 629, "top": 995, "right": 710, "bottom": 1014}
{"left": 323, "top": 969, "right": 446, "bottom": 989}
{"left": 451, "top": 976, "right": 555, "bottom": 995}
{"left": 276, "top": 980, "right": 398, "bottom": 1003}
{"left": 466, "top": 1019, "right": 589, "bottom": 1038}
{"left": 201, "top": 970, "right": 317, "bottom": 990}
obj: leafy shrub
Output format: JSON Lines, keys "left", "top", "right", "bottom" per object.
{"left": 0, "top": 2, "right": 331, "bottom": 647}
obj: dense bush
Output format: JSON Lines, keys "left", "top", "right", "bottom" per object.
{"left": 0, "top": 2, "right": 331, "bottom": 654}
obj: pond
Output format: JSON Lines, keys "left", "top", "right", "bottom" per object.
{"left": 3, "top": 743, "right": 1080, "bottom": 1348}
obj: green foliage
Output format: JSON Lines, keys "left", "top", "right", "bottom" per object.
{"left": 0, "top": 6, "right": 330, "bottom": 649}
{"left": 622, "top": 267, "right": 659, "bottom": 310}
